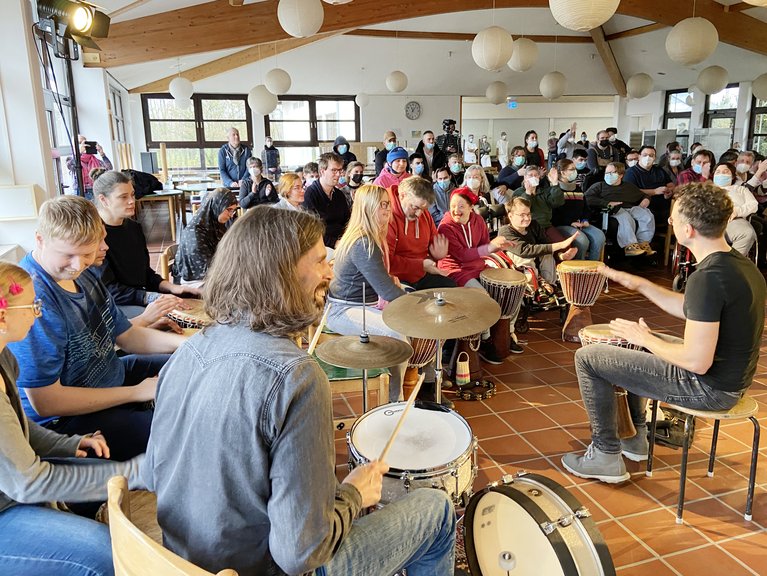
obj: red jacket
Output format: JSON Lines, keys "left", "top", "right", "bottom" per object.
{"left": 437, "top": 210, "right": 490, "bottom": 286}
{"left": 386, "top": 185, "right": 439, "bottom": 284}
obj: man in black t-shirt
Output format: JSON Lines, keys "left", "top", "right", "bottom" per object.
{"left": 562, "top": 182, "right": 766, "bottom": 484}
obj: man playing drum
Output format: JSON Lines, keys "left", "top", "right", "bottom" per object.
{"left": 144, "top": 206, "right": 456, "bottom": 576}
{"left": 563, "top": 182, "right": 765, "bottom": 483}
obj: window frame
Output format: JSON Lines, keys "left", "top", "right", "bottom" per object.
{"left": 263, "top": 95, "right": 360, "bottom": 148}
{"left": 748, "top": 95, "right": 767, "bottom": 154}
{"left": 704, "top": 83, "right": 739, "bottom": 129}
{"left": 663, "top": 89, "right": 693, "bottom": 132}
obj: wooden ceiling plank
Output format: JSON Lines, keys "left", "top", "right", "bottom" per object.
{"left": 604, "top": 22, "right": 666, "bottom": 41}
{"left": 590, "top": 26, "right": 627, "bottom": 97}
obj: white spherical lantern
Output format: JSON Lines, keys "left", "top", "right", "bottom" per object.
{"left": 743, "top": 0, "right": 767, "bottom": 5}
{"left": 354, "top": 93, "right": 370, "bottom": 108}
{"left": 753, "top": 73, "right": 767, "bottom": 100}
{"left": 169, "top": 77, "right": 193, "bottom": 100}
{"left": 321, "top": 0, "right": 352, "bottom": 3}
{"left": 626, "top": 73, "right": 654, "bottom": 99}
{"left": 174, "top": 97, "right": 192, "bottom": 110}
{"left": 540, "top": 71, "right": 567, "bottom": 100}
{"left": 472, "top": 26, "right": 514, "bottom": 71}
{"left": 248, "top": 85, "right": 279, "bottom": 115}
{"left": 665, "top": 18, "right": 718, "bottom": 66}
{"left": 697, "top": 66, "right": 729, "bottom": 95}
{"left": 386, "top": 71, "right": 408, "bottom": 93}
{"left": 685, "top": 94, "right": 694, "bottom": 106}
{"left": 507, "top": 38, "right": 538, "bottom": 72}
{"left": 277, "top": 0, "right": 324, "bottom": 38}
{"left": 265, "top": 68, "right": 291, "bottom": 95}
{"left": 549, "top": 0, "right": 619, "bottom": 32}
{"left": 486, "top": 81, "right": 508, "bottom": 105}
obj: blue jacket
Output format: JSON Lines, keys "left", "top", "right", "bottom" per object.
{"left": 217, "top": 144, "right": 251, "bottom": 187}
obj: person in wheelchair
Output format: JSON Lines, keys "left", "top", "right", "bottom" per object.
{"left": 712, "top": 162, "right": 759, "bottom": 257}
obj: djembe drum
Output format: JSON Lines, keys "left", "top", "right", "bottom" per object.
{"left": 402, "top": 338, "right": 438, "bottom": 399}
{"left": 167, "top": 299, "right": 211, "bottom": 335}
{"left": 557, "top": 260, "right": 606, "bottom": 342}
{"left": 579, "top": 324, "right": 640, "bottom": 439}
{"left": 479, "top": 268, "right": 526, "bottom": 360}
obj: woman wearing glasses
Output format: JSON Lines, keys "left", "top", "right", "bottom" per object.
{"left": 0, "top": 261, "right": 143, "bottom": 575}
{"left": 175, "top": 187, "right": 238, "bottom": 288}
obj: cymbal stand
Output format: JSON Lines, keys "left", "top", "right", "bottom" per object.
{"left": 360, "top": 282, "right": 369, "bottom": 411}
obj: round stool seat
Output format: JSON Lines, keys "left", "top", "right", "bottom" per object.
{"left": 665, "top": 394, "right": 758, "bottom": 421}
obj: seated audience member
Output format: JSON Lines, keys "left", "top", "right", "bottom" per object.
{"left": 587, "top": 130, "right": 620, "bottom": 176}
{"left": 303, "top": 161, "right": 319, "bottom": 188}
{"left": 175, "top": 188, "right": 239, "bottom": 287}
{"left": 496, "top": 145, "right": 528, "bottom": 193}
{"left": 736, "top": 151, "right": 767, "bottom": 208}
{"left": 93, "top": 169, "right": 198, "bottom": 320}
{"left": 0, "top": 262, "right": 145, "bottom": 575}
{"left": 550, "top": 159, "right": 606, "bottom": 260}
{"left": 217, "top": 127, "right": 251, "bottom": 189}
{"left": 326, "top": 185, "right": 408, "bottom": 403}
{"left": 523, "top": 130, "right": 545, "bottom": 167}
{"left": 239, "top": 157, "right": 278, "bottom": 209}
{"left": 333, "top": 135, "right": 357, "bottom": 168}
{"left": 585, "top": 162, "right": 656, "bottom": 256}
{"left": 387, "top": 176, "right": 455, "bottom": 290}
{"left": 375, "top": 130, "right": 398, "bottom": 176}
{"left": 661, "top": 149, "right": 684, "bottom": 184}
{"left": 500, "top": 197, "right": 579, "bottom": 285}
{"left": 677, "top": 148, "right": 714, "bottom": 186}
{"left": 719, "top": 149, "right": 739, "bottom": 167}
{"left": 143, "top": 206, "right": 455, "bottom": 576}
{"left": 8, "top": 196, "right": 184, "bottom": 462}
{"left": 606, "top": 127, "right": 630, "bottom": 163}
{"left": 430, "top": 166, "right": 454, "bottom": 226}
{"left": 66, "top": 135, "right": 112, "bottom": 199}
{"left": 572, "top": 148, "right": 594, "bottom": 191}
{"left": 447, "top": 153, "right": 465, "bottom": 187}
{"left": 373, "top": 146, "right": 410, "bottom": 189}
{"left": 512, "top": 165, "right": 566, "bottom": 243}
{"left": 712, "top": 162, "right": 758, "bottom": 256}
{"left": 302, "top": 152, "right": 352, "bottom": 250}
{"left": 462, "top": 164, "right": 491, "bottom": 203}
{"left": 409, "top": 152, "right": 427, "bottom": 179}
{"left": 562, "top": 183, "right": 765, "bottom": 483}
{"left": 274, "top": 172, "right": 305, "bottom": 211}
{"left": 415, "top": 130, "right": 447, "bottom": 178}
{"left": 625, "top": 150, "right": 640, "bottom": 169}
{"left": 557, "top": 122, "right": 585, "bottom": 160}
{"left": 342, "top": 160, "right": 365, "bottom": 204}
{"left": 623, "top": 145, "right": 674, "bottom": 225}
{"left": 657, "top": 141, "right": 681, "bottom": 168}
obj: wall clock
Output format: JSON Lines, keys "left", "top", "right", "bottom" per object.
{"left": 405, "top": 100, "right": 421, "bottom": 120}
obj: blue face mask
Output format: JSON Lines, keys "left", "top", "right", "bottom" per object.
{"left": 437, "top": 179, "right": 451, "bottom": 191}
{"left": 425, "top": 142, "right": 434, "bottom": 150}
{"left": 413, "top": 164, "right": 424, "bottom": 175}
{"left": 385, "top": 141, "right": 395, "bottom": 151}
{"left": 450, "top": 163, "right": 462, "bottom": 174}
{"left": 575, "top": 160, "right": 587, "bottom": 170}
{"left": 692, "top": 163, "right": 703, "bottom": 175}
{"left": 513, "top": 156, "right": 525, "bottom": 167}
{"left": 566, "top": 170, "right": 577, "bottom": 182}
{"left": 604, "top": 173, "right": 619, "bottom": 186}
{"left": 713, "top": 174, "right": 732, "bottom": 187}
{"left": 338, "top": 144, "right": 348, "bottom": 154}
{"left": 338, "top": 176, "right": 347, "bottom": 186}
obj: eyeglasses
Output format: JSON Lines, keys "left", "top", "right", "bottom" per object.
{"left": 6, "top": 299, "right": 43, "bottom": 317}
{"left": 513, "top": 212, "right": 532, "bottom": 219}
{"left": 328, "top": 168, "right": 345, "bottom": 174}
{"left": 225, "top": 207, "right": 238, "bottom": 214}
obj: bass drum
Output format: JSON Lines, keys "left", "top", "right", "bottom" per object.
{"left": 463, "top": 472, "right": 615, "bottom": 576}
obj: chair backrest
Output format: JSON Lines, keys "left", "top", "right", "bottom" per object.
{"left": 158, "top": 243, "right": 179, "bottom": 283}
{"left": 107, "top": 476, "right": 238, "bottom": 576}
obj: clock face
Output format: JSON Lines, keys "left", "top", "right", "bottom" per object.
{"left": 405, "top": 101, "right": 421, "bottom": 120}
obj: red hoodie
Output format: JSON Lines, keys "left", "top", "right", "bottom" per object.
{"left": 437, "top": 210, "right": 491, "bottom": 286}
{"left": 386, "top": 185, "right": 439, "bottom": 284}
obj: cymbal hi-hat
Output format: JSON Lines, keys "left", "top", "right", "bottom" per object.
{"left": 315, "top": 335, "right": 414, "bottom": 369}
{"left": 383, "top": 288, "right": 501, "bottom": 340}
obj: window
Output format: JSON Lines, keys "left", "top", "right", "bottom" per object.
{"left": 664, "top": 89, "right": 692, "bottom": 134}
{"left": 265, "top": 96, "right": 359, "bottom": 167}
{"left": 109, "top": 86, "right": 126, "bottom": 142}
{"left": 141, "top": 94, "right": 252, "bottom": 169}
{"left": 704, "top": 84, "right": 739, "bottom": 130}
{"left": 749, "top": 97, "right": 767, "bottom": 157}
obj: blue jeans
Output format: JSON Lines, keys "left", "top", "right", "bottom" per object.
{"left": 555, "top": 224, "right": 606, "bottom": 261}
{"left": 317, "top": 489, "right": 456, "bottom": 576}
{"left": 0, "top": 504, "right": 114, "bottom": 576}
{"left": 575, "top": 345, "right": 743, "bottom": 454}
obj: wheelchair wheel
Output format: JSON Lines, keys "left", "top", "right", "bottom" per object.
{"left": 671, "top": 273, "right": 685, "bottom": 293}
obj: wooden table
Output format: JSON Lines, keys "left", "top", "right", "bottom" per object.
{"left": 137, "top": 191, "right": 184, "bottom": 241}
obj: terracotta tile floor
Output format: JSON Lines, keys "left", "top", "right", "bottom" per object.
{"left": 142, "top": 205, "right": 767, "bottom": 576}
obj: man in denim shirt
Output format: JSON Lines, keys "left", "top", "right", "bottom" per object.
{"left": 143, "top": 206, "right": 456, "bottom": 576}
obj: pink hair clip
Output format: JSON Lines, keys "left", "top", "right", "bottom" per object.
{"left": 0, "top": 297, "right": 7, "bottom": 310}
{"left": 8, "top": 282, "right": 23, "bottom": 296}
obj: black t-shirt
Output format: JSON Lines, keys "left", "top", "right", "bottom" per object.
{"left": 683, "top": 249, "right": 766, "bottom": 392}
{"left": 301, "top": 180, "right": 351, "bottom": 248}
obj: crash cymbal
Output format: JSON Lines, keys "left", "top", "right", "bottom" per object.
{"left": 315, "top": 335, "right": 414, "bottom": 369}
{"left": 383, "top": 287, "right": 501, "bottom": 340}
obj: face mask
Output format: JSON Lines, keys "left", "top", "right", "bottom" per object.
{"left": 581, "top": 135, "right": 587, "bottom": 141}
{"left": 465, "top": 177, "right": 480, "bottom": 191}
{"left": 425, "top": 142, "right": 434, "bottom": 150}
{"left": 413, "top": 164, "right": 424, "bottom": 175}
{"left": 305, "top": 177, "right": 317, "bottom": 186}
{"left": 437, "top": 179, "right": 451, "bottom": 191}
{"left": 575, "top": 160, "right": 587, "bottom": 170}
{"left": 566, "top": 170, "right": 577, "bottom": 182}
{"left": 468, "top": 136, "right": 474, "bottom": 142}
{"left": 501, "top": 135, "right": 507, "bottom": 140}
{"left": 609, "top": 135, "right": 617, "bottom": 143}
{"left": 599, "top": 139, "right": 609, "bottom": 148}
{"left": 265, "top": 141, "right": 272, "bottom": 148}
{"left": 568, "top": 137, "right": 575, "bottom": 144}
{"left": 385, "top": 141, "right": 395, "bottom": 151}
{"left": 513, "top": 156, "right": 525, "bottom": 167}
{"left": 249, "top": 167, "right": 261, "bottom": 177}
{"left": 527, "top": 177, "right": 539, "bottom": 187}
{"left": 527, "top": 139, "right": 538, "bottom": 148}
{"left": 640, "top": 156, "right": 654, "bottom": 168}
{"left": 604, "top": 173, "right": 619, "bottom": 185}
{"left": 736, "top": 163, "right": 750, "bottom": 174}
{"left": 450, "top": 163, "right": 462, "bottom": 174}
{"left": 692, "top": 164, "right": 703, "bottom": 175}
{"left": 351, "top": 173, "right": 363, "bottom": 184}
{"left": 670, "top": 159, "right": 681, "bottom": 167}
{"left": 713, "top": 174, "right": 732, "bottom": 187}
{"left": 338, "top": 176, "right": 347, "bottom": 186}
{"left": 338, "top": 144, "right": 348, "bottom": 154}
{"left": 627, "top": 160, "right": 638, "bottom": 168}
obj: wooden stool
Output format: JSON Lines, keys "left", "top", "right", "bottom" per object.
{"left": 646, "top": 395, "right": 761, "bottom": 524}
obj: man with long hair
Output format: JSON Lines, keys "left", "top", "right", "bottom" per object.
{"left": 144, "top": 206, "right": 456, "bottom": 576}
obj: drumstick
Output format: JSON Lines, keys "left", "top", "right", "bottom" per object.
{"left": 379, "top": 373, "right": 425, "bottom": 462}
{"left": 307, "top": 304, "right": 331, "bottom": 356}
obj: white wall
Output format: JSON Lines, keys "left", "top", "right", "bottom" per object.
{"left": 361, "top": 95, "right": 460, "bottom": 148}
{"left": 71, "top": 62, "right": 114, "bottom": 161}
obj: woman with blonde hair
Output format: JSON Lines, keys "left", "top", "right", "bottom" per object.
{"left": 461, "top": 164, "right": 491, "bottom": 203}
{"left": 275, "top": 172, "right": 305, "bottom": 210}
{"left": 326, "top": 184, "right": 408, "bottom": 402}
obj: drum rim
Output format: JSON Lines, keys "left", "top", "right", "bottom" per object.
{"left": 556, "top": 260, "right": 603, "bottom": 271}
{"left": 479, "top": 268, "right": 526, "bottom": 285}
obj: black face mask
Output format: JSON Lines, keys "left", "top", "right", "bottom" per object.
{"left": 351, "top": 173, "right": 363, "bottom": 184}
{"left": 599, "top": 139, "right": 609, "bottom": 148}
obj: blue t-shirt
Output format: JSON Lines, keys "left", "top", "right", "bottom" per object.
{"left": 623, "top": 165, "right": 671, "bottom": 190}
{"left": 8, "top": 253, "right": 133, "bottom": 424}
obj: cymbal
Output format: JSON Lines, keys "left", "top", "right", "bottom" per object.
{"left": 383, "top": 287, "right": 501, "bottom": 340}
{"left": 315, "top": 335, "right": 414, "bottom": 369}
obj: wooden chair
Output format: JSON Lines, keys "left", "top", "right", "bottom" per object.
{"left": 107, "top": 476, "right": 238, "bottom": 576}
{"left": 158, "top": 244, "right": 179, "bottom": 283}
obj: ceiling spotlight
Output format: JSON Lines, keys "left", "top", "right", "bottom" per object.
{"left": 37, "top": 0, "right": 111, "bottom": 50}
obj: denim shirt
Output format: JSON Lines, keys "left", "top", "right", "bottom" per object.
{"left": 143, "top": 323, "right": 362, "bottom": 576}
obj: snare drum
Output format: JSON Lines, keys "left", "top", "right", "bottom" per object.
{"left": 347, "top": 402, "right": 477, "bottom": 506}
{"left": 167, "top": 299, "right": 211, "bottom": 329}
{"left": 464, "top": 472, "right": 616, "bottom": 576}
{"left": 556, "top": 261, "right": 606, "bottom": 343}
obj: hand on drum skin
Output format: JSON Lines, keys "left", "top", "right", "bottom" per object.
{"left": 139, "top": 296, "right": 185, "bottom": 325}
{"left": 131, "top": 378, "right": 158, "bottom": 403}
{"left": 76, "top": 431, "right": 110, "bottom": 459}
{"left": 170, "top": 284, "right": 202, "bottom": 297}
{"left": 430, "top": 235, "right": 449, "bottom": 260}
{"left": 640, "top": 198, "right": 650, "bottom": 209}
{"left": 489, "top": 236, "right": 515, "bottom": 252}
{"left": 342, "top": 461, "right": 389, "bottom": 508}
{"left": 598, "top": 265, "right": 640, "bottom": 291}
{"left": 423, "top": 259, "right": 447, "bottom": 277}
{"left": 147, "top": 317, "right": 183, "bottom": 334}
{"left": 610, "top": 317, "right": 652, "bottom": 347}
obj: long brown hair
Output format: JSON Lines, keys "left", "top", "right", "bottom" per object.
{"left": 204, "top": 206, "right": 325, "bottom": 337}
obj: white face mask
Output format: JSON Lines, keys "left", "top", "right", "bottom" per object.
{"left": 736, "top": 162, "right": 750, "bottom": 174}
{"left": 527, "top": 139, "right": 538, "bottom": 148}
{"left": 609, "top": 135, "right": 617, "bottom": 143}
{"left": 670, "top": 159, "right": 681, "bottom": 167}
{"left": 305, "top": 176, "right": 317, "bottom": 186}
{"left": 640, "top": 156, "right": 654, "bottom": 168}
{"left": 627, "top": 160, "right": 638, "bottom": 168}
{"left": 527, "top": 177, "right": 539, "bottom": 187}
{"left": 249, "top": 167, "right": 262, "bottom": 177}
{"left": 465, "top": 177, "right": 480, "bottom": 191}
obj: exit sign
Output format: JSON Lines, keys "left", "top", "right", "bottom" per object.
{"left": 507, "top": 99, "right": 518, "bottom": 110}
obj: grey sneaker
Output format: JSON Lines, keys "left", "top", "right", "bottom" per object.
{"left": 562, "top": 444, "right": 630, "bottom": 484}
{"left": 621, "top": 424, "right": 649, "bottom": 462}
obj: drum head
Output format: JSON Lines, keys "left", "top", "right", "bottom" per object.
{"left": 349, "top": 403, "right": 472, "bottom": 471}
{"left": 556, "top": 260, "right": 603, "bottom": 273}
{"left": 480, "top": 268, "right": 526, "bottom": 285}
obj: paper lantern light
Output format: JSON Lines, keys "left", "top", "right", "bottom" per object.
{"left": 697, "top": 66, "right": 728, "bottom": 95}
{"left": 386, "top": 71, "right": 408, "bottom": 93}
{"left": 265, "top": 68, "right": 292, "bottom": 95}
{"left": 169, "top": 77, "right": 193, "bottom": 100}
{"left": 665, "top": 18, "right": 718, "bottom": 66}
{"left": 486, "top": 81, "right": 508, "bottom": 105}
{"left": 248, "top": 85, "right": 279, "bottom": 115}
{"left": 685, "top": 93, "right": 694, "bottom": 106}
{"left": 355, "top": 93, "right": 370, "bottom": 108}
{"left": 277, "top": 0, "right": 324, "bottom": 38}
{"left": 753, "top": 73, "right": 767, "bottom": 100}
{"left": 540, "top": 71, "right": 567, "bottom": 100}
{"left": 743, "top": 0, "right": 767, "bottom": 5}
{"left": 548, "top": 0, "right": 620, "bottom": 32}
{"left": 174, "top": 98, "right": 192, "bottom": 110}
{"left": 472, "top": 26, "right": 514, "bottom": 71}
{"left": 507, "top": 38, "right": 538, "bottom": 72}
{"left": 626, "top": 73, "right": 654, "bottom": 99}
{"left": 322, "top": 0, "right": 352, "bottom": 4}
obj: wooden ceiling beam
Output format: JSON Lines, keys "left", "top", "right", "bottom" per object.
{"left": 345, "top": 29, "right": 592, "bottom": 43}
{"left": 604, "top": 22, "right": 666, "bottom": 41}
{"left": 724, "top": 3, "right": 752, "bottom": 12}
{"left": 590, "top": 26, "right": 627, "bottom": 97}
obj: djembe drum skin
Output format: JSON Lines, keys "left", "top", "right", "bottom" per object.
{"left": 556, "top": 261, "right": 606, "bottom": 343}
